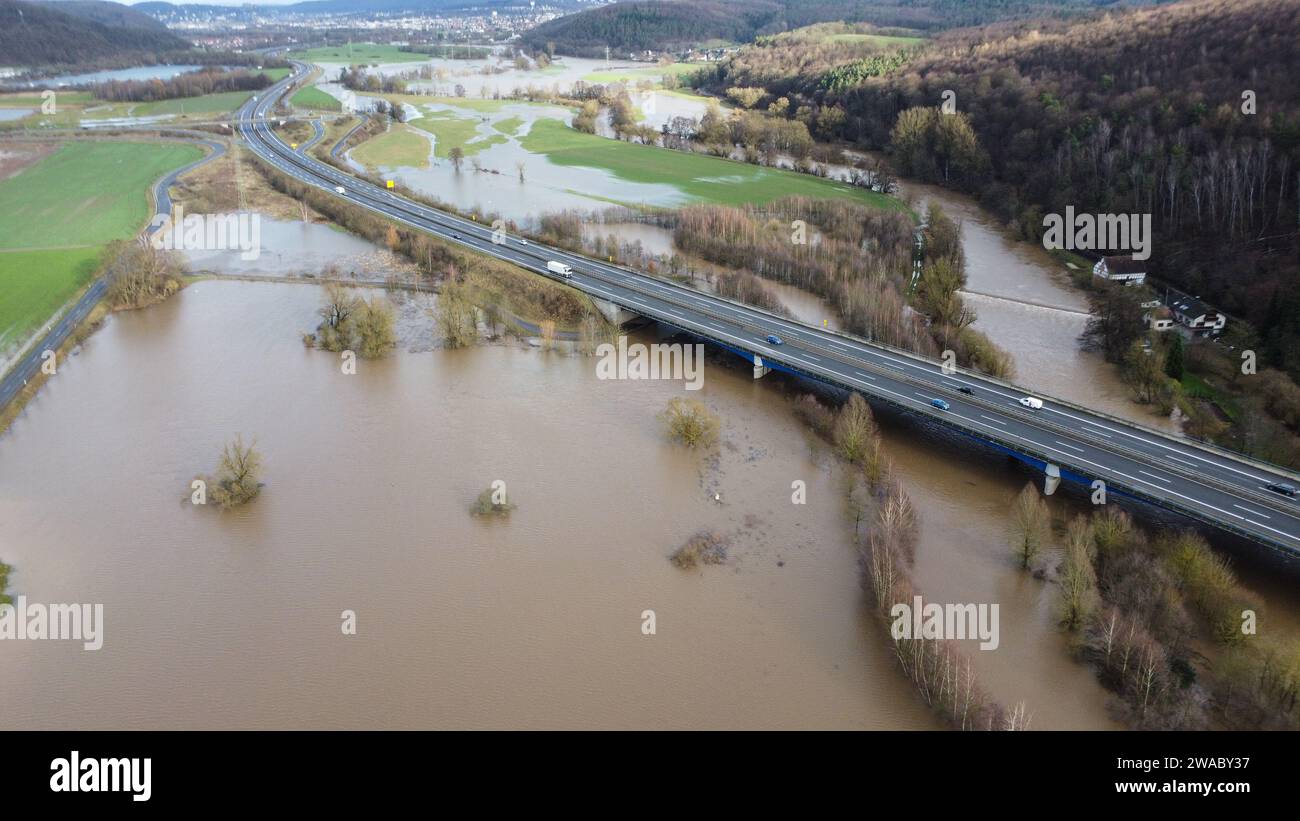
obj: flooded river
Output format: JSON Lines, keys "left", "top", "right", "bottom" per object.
{"left": 0, "top": 278, "right": 1140, "bottom": 729}
{"left": 1, "top": 280, "right": 944, "bottom": 729}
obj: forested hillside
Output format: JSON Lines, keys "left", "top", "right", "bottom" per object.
{"left": 0, "top": 0, "right": 187, "bottom": 66}
{"left": 521, "top": 0, "right": 1120, "bottom": 57}
{"left": 696, "top": 0, "right": 1300, "bottom": 378}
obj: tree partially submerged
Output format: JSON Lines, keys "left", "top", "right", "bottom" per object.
{"left": 198, "top": 435, "right": 264, "bottom": 510}
{"left": 660, "top": 398, "right": 720, "bottom": 449}
{"left": 670, "top": 530, "right": 728, "bottom": 569}
{"left": 1008, "top": 482, "right": 1050, "bottom": 569}
{"left": 309, "top": 284, "right": 396, "bottom": 357}
{"left": 471, "top": 484, "right": 516, "bottom": 517}
{"left": 105, "top": 240, "right": 183, "bottom": 309}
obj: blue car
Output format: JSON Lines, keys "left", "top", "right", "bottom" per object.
{"left": 930, "top": 398, "right": 950, "bottom": 411}
{"left": 766, "top": 334, "right": 783, "bottom": 345}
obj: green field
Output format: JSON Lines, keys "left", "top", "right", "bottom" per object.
{"left": 351, "top": 125, "right": 432, "bottom": 169}
{"left": 288, "top": 44, "right": 427, "bottom": 64}
{"left": 493, "top": 116, "right": 524, "bottom": 136}
{"left": 520, "top": 119, "right": 905, "bottom": 210}
{"left": 407, "top": 110, "right": 506, "bottom": 159}
{"left": 290, "top": 85, "right": 343, "bottom": 111}
{"left": 581, "top": 63, "right": 699, "bottom": 85}
{"left": 0, "top": 248, "right": 101, "bottom": 352}
{"left": 134, "top": 90, "right": 260, "bottom": 116}
{"left": 0, "top": 91, "right": 95, "bottom": 108}
{"left": 0, "top": 141, "right": 203, "bottom": 351}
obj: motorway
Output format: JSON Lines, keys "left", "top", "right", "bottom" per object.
{"left": 236, "top": 65, "right": 1295, "bottom": 555}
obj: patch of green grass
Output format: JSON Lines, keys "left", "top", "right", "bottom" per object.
{"left": 520, "top": 119, "right": 905, "bottom": 210}
{"left": 0, "top": 247, "right": 101, "bottom": 352}
{"left": 350, "top": 124, "right": 431, "bottom": 169}
{"left": 493, "top": 116, "right": 524, "bottom": 136}
{"left": 1182, "top": 371, "right": 1241, "bottom": 422}
{"left": 0, "top": 140, "right": 202, "bottom": 352}
{"left": 408, "top": 110, "right": 505, "bottom": 158}
{"left": 581, "top": 63, "right": 699, "bottom": 85}
{"left": 290, "top": 85, "right": 343, "bottom": 111}
{"left": 0, "top": 141, "right": 203, "bottom": 249}
{"left": 288, "top": 44, "right": 428, "bottom": 65}
{"left": 0, "top": 91, "right": 95, "bottom": 108}
{"left": 133, "top": 90, "right": 259, "bottom": 116}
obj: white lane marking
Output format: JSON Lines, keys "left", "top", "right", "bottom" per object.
{"left": 1234, "top": 504, "right": 1270, "bottom": 519}
{"left": 854, "top": 371, "right": 875, "bottom": 381}
{"left": 805, "top": 354, "right": 821, "bottom": 362}
{"left": 1080, "top": 422, "right": 1112, "bottom": 439}
{"left": 1138, "top": 469, "right": 1171, "bottom": 484}
{"left": 1054, "top": 440, "right": 1085, "bottom": 453}
{"left": 255, "top": 133, "right": 1300, "bottom": 541}
{"left": 980, "top": 415, "right": 1007, "bottom": 426}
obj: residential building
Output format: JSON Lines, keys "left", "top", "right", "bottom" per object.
{"left": 1092, "top": 254, "right": 1147, "bottom": 285}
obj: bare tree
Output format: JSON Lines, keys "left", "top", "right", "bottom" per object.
{"left": 1009, "top": 482, "right": 1050, "bottom": 569}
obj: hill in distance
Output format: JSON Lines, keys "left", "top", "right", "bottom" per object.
{"left": 0, "top": 0, "right": 188, "bottom": 67}
{"left": 519, "top": 0, "right": 1133, "bottom": 57}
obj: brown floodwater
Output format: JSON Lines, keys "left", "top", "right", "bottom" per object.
{"left": 0, "top": 280, "right": 944, "bottom": 729}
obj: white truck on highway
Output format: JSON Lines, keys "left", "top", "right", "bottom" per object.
{"left": 547, "top": 260, "right": 574, "bottom": 279}
{"left": 1019, "top": 396, "right": 1044, "bottom": 410}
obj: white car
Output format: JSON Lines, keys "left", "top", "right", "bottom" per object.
{"left": 519, "top": 238, "right": 528, "bottom": 245}
{"left": 334, "top": 186, "right": 346, "bottom": 194}
{"left": 1019, "top": 396, "right": 1043, "bottom": 410}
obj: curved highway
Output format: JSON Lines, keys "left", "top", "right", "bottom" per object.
{"left": 239, "top": 66, "right": 1300, "bottom": 556}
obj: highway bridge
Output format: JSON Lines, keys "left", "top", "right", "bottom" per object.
{"left": 240, "top": 65, "right": 1300, "bottom": 557}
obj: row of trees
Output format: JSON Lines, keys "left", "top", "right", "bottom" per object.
{"left": 90, "top": 68, "right": 274, "bottom": 104}
{"left": 1010, "top": 488, "right": 1298, "bottom": 730}
{"left": 795, "top": 391, "right": 1025, "bottom": 729}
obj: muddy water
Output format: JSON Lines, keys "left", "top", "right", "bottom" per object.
{"left": 0, "top": 279, "right": 946, "bottom": 729}
{"left": 181, "top": 214, "right": 417, "bottom": 280}
{"left": 882, "top": 178, "right": 1300, "bottom": 652}
{"left": 891, "top": 177, "right": 1180, "bottom": 432}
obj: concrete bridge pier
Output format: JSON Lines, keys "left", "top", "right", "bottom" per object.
{"left": 1044, "top": 463, "right": 1061, "bottom": 496}
{"left": 753, "top": 355, "right": 771, "bottom": 379}
{"left": 592, "top": 298, "right": 640, "bottom": 327}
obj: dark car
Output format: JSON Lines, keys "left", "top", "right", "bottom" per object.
{"left": 957, "top": 386, "right": 974, "bottom": 395}
{"left": 1265, "top": 482, "right": 1298, "bottom": 497}
{"left": 765, "top": 334, "right": 783, "bottom": 345}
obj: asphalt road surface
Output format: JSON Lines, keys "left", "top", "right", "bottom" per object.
{"left": 228, "top": 66, "right": 1300, "bottom": 555}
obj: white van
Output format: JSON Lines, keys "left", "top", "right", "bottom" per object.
{"left": 1019, "top": 396, "right": 1043, "bottom": 410}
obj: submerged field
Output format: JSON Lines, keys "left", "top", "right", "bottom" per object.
{"left": 520, "top": 119, "right": 903, "bottom": 209}
{"left": 288, "top": 44, "right": 427, "bottom": 64}
{"left": 0, "top": 140, "right": 202, "bottom": 352}
{"left": 348, "top": 96, "right": 904, "bottom": 213}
